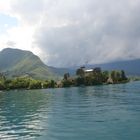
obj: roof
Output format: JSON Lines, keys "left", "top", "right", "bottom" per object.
{"left": 84, "top": 69, "right": 93, "bottom": 72}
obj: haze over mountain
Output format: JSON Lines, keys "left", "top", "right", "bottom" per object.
{"left": 0, "top": 48, "right": 139, "bottom": 80}
{"left": 0, "top": 48, "right": 68, "bottom": 80}
{"left": 85, "top": 59, "right": 140, "bottom": 76}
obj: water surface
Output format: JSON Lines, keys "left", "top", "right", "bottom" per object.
{"left": 0, "top": 81, "right": 140, "bottom": 140}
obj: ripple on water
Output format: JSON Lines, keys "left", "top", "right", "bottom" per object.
{"left": 0, "top": 82, "right": 140, "bottom": 140}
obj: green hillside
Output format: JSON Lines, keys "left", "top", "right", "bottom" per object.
{"left": 0, "top": 48, "right": 61, "bottom": 80}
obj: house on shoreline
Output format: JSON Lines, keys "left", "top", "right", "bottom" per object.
{"left": 79, "top": 66, "right": 102, "bottom": 76}
{"left": 62, "top": 66, "right": 128, "bottom": 87}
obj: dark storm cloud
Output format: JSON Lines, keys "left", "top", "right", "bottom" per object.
{"left": 12, "top": 0, "right": 140, "bottom": 67}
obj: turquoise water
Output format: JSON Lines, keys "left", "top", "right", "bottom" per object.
{"left": 0, "top": 81, "right": 140, "bottom": 140}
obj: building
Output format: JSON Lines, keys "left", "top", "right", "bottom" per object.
{"left": 84, "top": 67, "right": 101, "bottom": 75}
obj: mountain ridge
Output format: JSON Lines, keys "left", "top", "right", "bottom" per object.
{"left": 80, "top": 59, "right": 140, "bottom": 76}
{"left": 0, "top": 48, "right": 140, "bottom": 79}
{"left": 0, "top": 48, "right": 65, "bottom": 80}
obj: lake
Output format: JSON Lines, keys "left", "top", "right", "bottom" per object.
{"left": 0, "top": 81, "right": 140, "bottom": 140}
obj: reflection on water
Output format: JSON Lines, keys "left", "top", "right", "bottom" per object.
{"left": 0, "top": 81, "right": 140, "bottom": 140}
{"left": 0, "top": 90, "right": 53, "bottom": 139}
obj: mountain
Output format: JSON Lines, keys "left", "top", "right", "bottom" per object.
{"left": 85, "top": 59, "right": 140, "bottom": 76}
{"left": 0, "top": 48, "right": 68, "bottom": 80}
{"left": 1, "top": 48, "right": 139, "bottom": 80}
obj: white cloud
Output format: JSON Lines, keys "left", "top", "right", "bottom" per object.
{"left": 0, "top": 0, "right": 43, "bottom": 55}
{"left": 0, "top": 0, "right": 11, "bottom": 13}
{"left": 0, "top": 0, "right": 140, "bottom": 67}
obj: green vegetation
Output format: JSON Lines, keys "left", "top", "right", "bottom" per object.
{"left": 0, "top": 67, "right": 129, "bottom": 91}
{"left": 0, "top": 74, "right": 56, "bottom": 90}
{"left": 61, "top": 67, "right": 129, "bottom": 87}
{"left": 0, "top": 48, "right": 63, "bottom": 80}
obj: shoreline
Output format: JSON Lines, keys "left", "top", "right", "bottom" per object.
{"left": 0, "top": 80, "right": 130, "bottom": 92}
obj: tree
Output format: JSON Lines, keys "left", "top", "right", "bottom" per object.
{"left": 0, "top": 81, "right": 5, "bottom": 90}
{"left": 64, "top": 73, "right": 70, "bottom": 80}
{"left": 9, "top": 77, "right": 30, "bottom": 89}
{"left": 47, "top": 80, "right": 56, "bottom": 88}
{"left": 62, "top": 79, "right": 72, "bottom": 87}
{"left": 102, "top": 71, "right": 109, "bottom": 82}
{"left": 110, "top": 70, "right": 127, "bottom": 83}
{"left": 84, "top": 76, "right": 92, "bottom": 86}
{"left": 29, "top": 80, "right": 42, "bottom": 89}
{"left": 76, "top": 77, "right": 85, "bottom": 86}
{"left": 42, "top": 81, "right": 49, "bottom": 88}
{"left": 120, "top": 70, "right": 127, "bottom": 80}
{"left": 76, "top": 68, "right": 85, "bottom": 77}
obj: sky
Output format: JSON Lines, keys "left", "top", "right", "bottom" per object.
{"left": 0, "top": 0, "right": 140, "bottom": 67}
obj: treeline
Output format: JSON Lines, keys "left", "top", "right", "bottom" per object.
{"left": 0, "top": 67, "right": 129, "bottom": 90}
{"left": 62, "top": 67, "right": 129, "bottom": 87}
{"left": 0, "top": 76, "right": 56, "bottom": 90}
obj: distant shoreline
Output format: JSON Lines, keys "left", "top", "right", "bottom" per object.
{"left": 0, "top": 80, "right": 131, "bottom": 92}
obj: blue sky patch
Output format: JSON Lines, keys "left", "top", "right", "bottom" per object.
{"left": 0, "top": 14, "right": 18, "bottom": 34}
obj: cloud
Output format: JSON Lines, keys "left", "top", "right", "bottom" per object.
{"left": 10, "top": 0, "right": 45, "bottom": 25}
{"left": 6, "top": 41, "right": 16, "bottom": 47}
{"left": 1, "top": 0, "right": 140, "bottom": 67}
{"left": 33, "top": 0, "right": 140, "bottom": 67}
